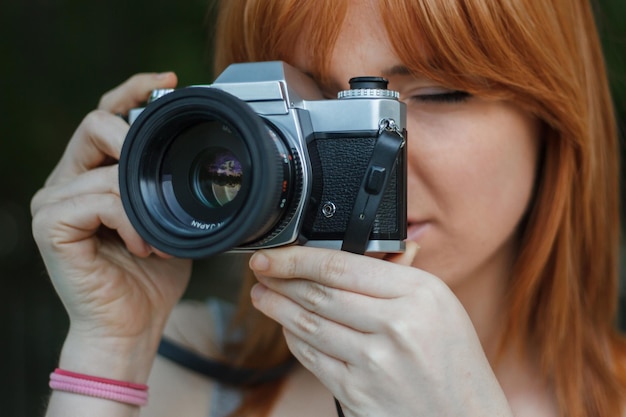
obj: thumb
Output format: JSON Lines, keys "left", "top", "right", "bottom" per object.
{"left": 383, "top": 240, "right": 420, "bottom": 266}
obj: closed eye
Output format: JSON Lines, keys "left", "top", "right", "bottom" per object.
{"left": 410, "top": 90, "right": 472, "bottom": 103}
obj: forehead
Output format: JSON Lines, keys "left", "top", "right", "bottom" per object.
{"left": 291, "top": 0, "right": 409, "bottom": 90}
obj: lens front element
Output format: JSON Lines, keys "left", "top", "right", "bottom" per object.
{"left": 193, "top": 148, "right": 243, "bottom": 207}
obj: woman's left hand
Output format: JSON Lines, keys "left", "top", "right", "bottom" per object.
{"left": 249, "top": 243, "right": 513, "bottom": 417}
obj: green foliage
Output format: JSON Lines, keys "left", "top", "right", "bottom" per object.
{"left": 597, "top": 0, "right": 626, "bottom": 123}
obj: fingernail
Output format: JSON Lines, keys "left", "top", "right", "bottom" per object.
{"left": 250, "top": 283, "right": 267, "bottom": 300}
{"left": 250, "top": 252, "right": 270, "bottom": 271}
{"left": 156, "top": 71, "right": 172, "bottom": 79}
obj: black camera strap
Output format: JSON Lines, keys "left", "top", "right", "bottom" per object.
{"left": 157, "top": 337, "right": 295, "bottom": 386}
{"left": 340, "top": 119, "right": 405, "bottom": 255}
{"left": 335, "top": 119, "right": 405, "bottom": 417}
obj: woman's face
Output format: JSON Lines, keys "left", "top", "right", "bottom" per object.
{"left": 292, "top": 2, "right": 541, "bottom": 292}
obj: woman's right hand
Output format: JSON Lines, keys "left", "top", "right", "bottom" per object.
{"left": 31, "top": 73, "right": 192, "bottom": 382}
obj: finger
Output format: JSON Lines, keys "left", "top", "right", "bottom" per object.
{"left": 46, "top": 72, "right": 178, "bottom": 185}
{"left": 249, "top": 246, "right": 413, "bottom": 298}
{"left": 32, "top": 165, "right": 119, "bottom": 215}
{"left": 32, "top": 192, "right": 151, "bottom": 258}
{"left": 252, "top": 284, "right": 358, "bottom": 397}
{"left": 46, "top": 110, "right": 128, "bottom": 185}
{"left": 253, "top": 279, "right": 450, "bottom": 415}
{"left": 282, "top": 328, "right": 350, "bottom": 391}
{"left": 251, "top": 282, "right": 364, "bottom": 362}
{"left": 254, "top": 274, "right": 383, "bottom": 332}
{"left": 98, "top": 72, "right": 178, "bottom": 115}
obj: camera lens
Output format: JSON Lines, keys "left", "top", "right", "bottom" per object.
{"left": 119, "top": 87, "right": 295, "bottom": 258}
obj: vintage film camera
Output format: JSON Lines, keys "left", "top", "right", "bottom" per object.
{"left": 119, "top": 61, "right": 407, "bottom": 258}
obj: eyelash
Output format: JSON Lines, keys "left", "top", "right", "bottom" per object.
{"left": 410, "top": 91, "right": 472, "bottom": 103}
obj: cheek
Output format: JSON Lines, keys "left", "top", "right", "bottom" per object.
{"left": 408, "top": 103, "right": 540, "bottom": 243}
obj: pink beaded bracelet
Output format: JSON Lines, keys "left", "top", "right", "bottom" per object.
{"left": 49, "top": 368, "right": 149, "bottom": 406}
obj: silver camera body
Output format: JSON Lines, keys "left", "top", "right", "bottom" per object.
{"left": 120, "top": 61, "right": 407, "bottom": 258}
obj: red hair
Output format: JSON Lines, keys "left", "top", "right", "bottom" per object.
{"left": 213, "top": 1, "right": 626, "bottom": 416}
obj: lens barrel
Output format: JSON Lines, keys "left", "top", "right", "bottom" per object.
{"left": 119, "top": 87, "right": 293, "bottom": 258}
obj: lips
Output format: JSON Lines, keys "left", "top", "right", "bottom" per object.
{"left": 407, "top": 221, "right": 429, "bottom": 242}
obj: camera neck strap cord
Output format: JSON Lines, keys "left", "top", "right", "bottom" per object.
{"left": 336, "top": 119, "right": 405, "bottom": 417}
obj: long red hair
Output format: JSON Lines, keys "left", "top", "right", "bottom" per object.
{"left": 212, "top": 0, "right": 626, "bottom": 416}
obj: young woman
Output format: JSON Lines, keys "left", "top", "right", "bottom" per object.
{"left": 31, "top": 0, "right": 626, "bottom": 416}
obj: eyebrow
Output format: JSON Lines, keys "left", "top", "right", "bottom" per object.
{"left": 302, "top": 65, "right": 413, "bottom": 80}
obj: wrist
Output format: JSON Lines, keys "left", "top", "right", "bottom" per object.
{"left": 58, "top": 328, "right": 162, "bottom": 384}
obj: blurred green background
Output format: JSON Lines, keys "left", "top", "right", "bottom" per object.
{"left": 0, "top": 0, "right": 624, "bottom": 416}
